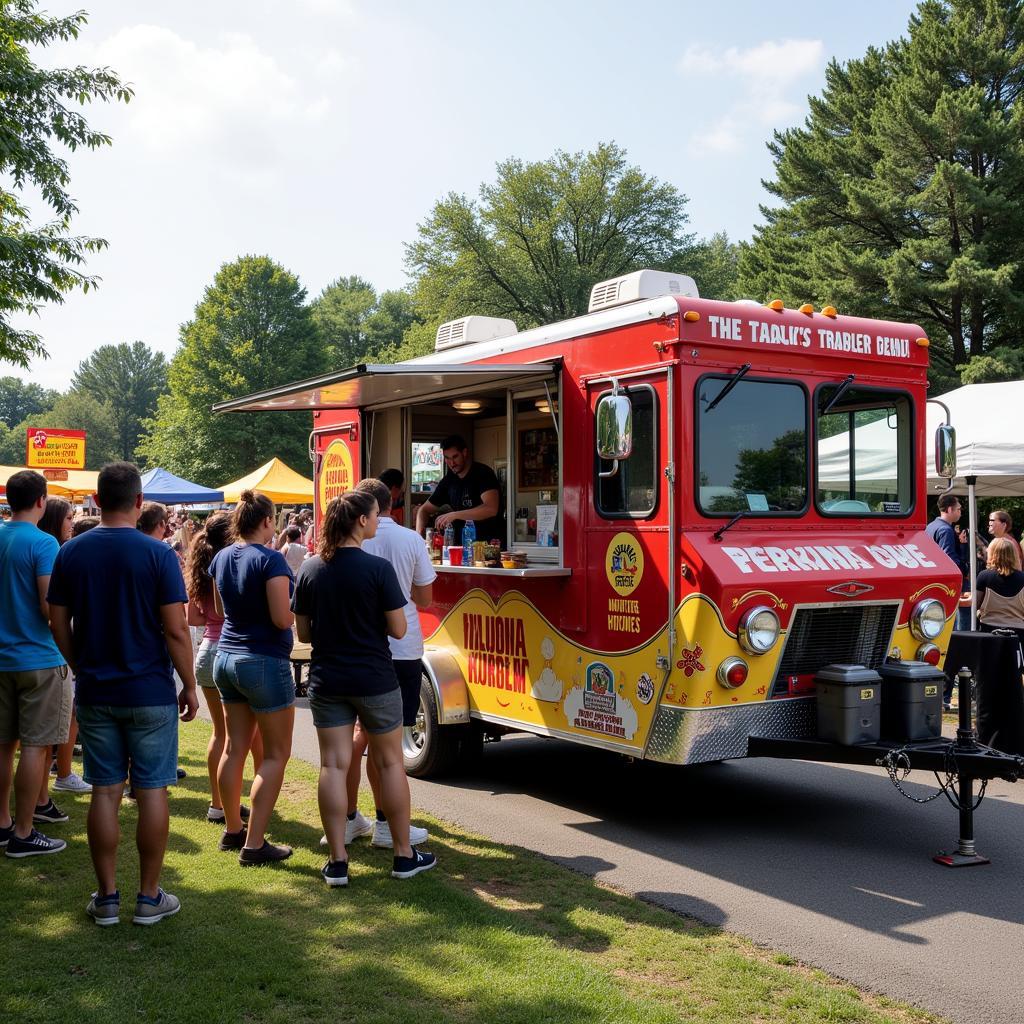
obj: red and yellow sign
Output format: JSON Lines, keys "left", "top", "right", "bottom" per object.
{"left": 318, "top": 438, "right": 354, "bottom": 515}
{"left": 26, "top": 428, "right": 86, "bottom": 470}
{"left": 606, "top": 532, "right": 644, "bottom": 596}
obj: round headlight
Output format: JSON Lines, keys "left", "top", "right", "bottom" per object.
{"left": 738, "top": 605, "right": 780, "bottom": 655}
{"left": 910, "top": 598, "right": 946, "bottom": 641}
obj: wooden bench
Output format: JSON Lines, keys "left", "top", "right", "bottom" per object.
{"left": 290, "top": 640, "right": 311, "bottom": 698}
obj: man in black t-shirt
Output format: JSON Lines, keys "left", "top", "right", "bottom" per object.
{"left": 414, "top": 434, "right": 504, "bottom": 545}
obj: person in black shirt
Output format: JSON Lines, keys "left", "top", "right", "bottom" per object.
{"left": 293, "top": 490, "right": 437, "bottom": 886}
{"left": 414, "top": 434, "right": 503, "bottom": 545}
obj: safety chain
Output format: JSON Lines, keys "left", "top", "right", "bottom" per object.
{"left": 878, "top": 745, "right": 988, "bottom": 810}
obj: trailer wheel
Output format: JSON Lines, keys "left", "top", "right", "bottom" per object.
{"left": 403, "top": 675, "right": 460, "bottom": 777}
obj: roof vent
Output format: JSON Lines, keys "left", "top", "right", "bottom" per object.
{"left": 435, "top": 315, "right": 518, "bottom": 352}
{"left": 588, "top": 269, "right": 699, "bottom": 313}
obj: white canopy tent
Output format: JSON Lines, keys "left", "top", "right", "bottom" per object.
{"left": 817, "top": 380, "right": 1024, "bottom": 624}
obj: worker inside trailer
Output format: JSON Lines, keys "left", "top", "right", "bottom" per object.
{"left": 414, "top": 434, "right": 505, "bottom": 546}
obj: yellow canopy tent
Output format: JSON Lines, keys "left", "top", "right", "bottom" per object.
{"left": 0, "top": 465, "right": 99, "bottom": 502}
{"left": 219, "top": 458, "right": 314, "bottom": 504}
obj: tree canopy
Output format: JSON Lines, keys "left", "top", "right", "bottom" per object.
{"left": 0, "top": 1, "right": 132, "bottom": 367}
{"left": 400, "top": 142, "right": 712, "bottom": 358}
{"left": 310, "top": 276, "right": 421, "bottom": 367}
{"left": 738, "top": 0, "right": 1024, "bottom": 385}
{"left": 0, "top": 374, "right": 56, "bottom": 426}
{"left": 71, "top": 341, "right": 168, "bottom": 460}
{"left": 137, "top": 256, "right": 325, "bottom": 484}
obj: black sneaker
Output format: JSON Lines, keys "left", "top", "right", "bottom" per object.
{"left": 5, "top": 828, "right": 67, "bottom": 858}
{"left": 32, "top": 799, "right": 69, "bottom": 824}
{"left": 239, "top": 841, "right": 293, "bottom": 867}
{"left": 322, "top": 860, "right": 349, "bottom": 887}
{"left": 391, "top": 849, "right": 437, "bottom": 879}
{"left": 218, "top": 827, "right": 247, "bottom": 851}
{"left": 175, "top": 767, "right": 187, "bottom": 780}
{"left": 0, "top": 822, "right": 12, "bottom": 848}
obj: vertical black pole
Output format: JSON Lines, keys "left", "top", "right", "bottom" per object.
{"left": 955, "top": 668, "right": 979, "bottom": 859}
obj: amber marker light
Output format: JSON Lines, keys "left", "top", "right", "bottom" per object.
{"left": 915, "top": 337, "right": 930, "bottom": 347}
{"left": 767, "top": 299, "right": 785, "bottom": 311}
{"left": 682, "top": 310, "right": 700, "bottom": 322}
{"left": 821, "top": 305, "right": 838, "bottom": 318}
{"left": 798, "top": 303, "right": 814, "bottom": 315}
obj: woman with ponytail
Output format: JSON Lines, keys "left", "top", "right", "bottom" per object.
{"left": 293, "top": 490, "right": 436, "bottom": 887}
{"left": 209, "top": 490, "right": 295, "bottom": 867}
{"left": 185, "top": 512, "right": 262, "bottom": 824}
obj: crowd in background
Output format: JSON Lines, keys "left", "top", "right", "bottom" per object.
{"left": 0, "top": 461, "right": 434, "bottom": 927}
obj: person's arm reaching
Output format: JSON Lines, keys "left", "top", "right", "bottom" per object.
{"left": 160, "top": 602, "right": 198, "bottom": 721}
{"left": 434, "top": 488, "right": 499, "bottom": 530}
{"left": 414, "top": 499, "right": 438, "bottom": 536}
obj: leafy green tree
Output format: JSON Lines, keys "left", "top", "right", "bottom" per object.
{"left": 739, "top": 0, "right": 1024, "bottom": 378}
{"left": 0, "top": 1, "right": 132, "bottom": 367}
{"left": 0, "top": 375, "right": 57, "bottom": 426}
{"left": 138, "top": 256, "right": 326, "bottom": 484}
{"left": 957, "top": 345, "right": 1024, "bottom": 383}
{"left": 18, "top": 390, "right": 119, "bottom": 468}
{"left": 400, "top": 142, "right": 698, "bottom": 358}
{"left": 310, "top": 275, "right": 377, "bottom": 366}
{"left": 70, "top": 342, "right": 168, "bottom": 459}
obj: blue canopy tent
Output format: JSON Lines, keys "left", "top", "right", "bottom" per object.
{"left": 140, "top": 468, "right": 225, "bottom": 505}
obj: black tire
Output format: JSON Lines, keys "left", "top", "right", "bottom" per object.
{"left": 402, "top": 675, "right": 461, "bottom": 778}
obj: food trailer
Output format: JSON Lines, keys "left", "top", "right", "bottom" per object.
{"left": 216, "top": 268, "right": 1024, "bottom": 861}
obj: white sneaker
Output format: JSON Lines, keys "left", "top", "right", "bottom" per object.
{"left": 53, "top": 772, "right": 92, "bottom": 794}
{"left": 371, "top": 820, "right": 429, "bottom": 849}
{"left": 318, "top": 810, "right": 375, "bottom": 848}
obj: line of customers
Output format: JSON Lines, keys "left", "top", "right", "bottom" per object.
{"left": 1, "top": 460, "right": 436, "bottom": 926}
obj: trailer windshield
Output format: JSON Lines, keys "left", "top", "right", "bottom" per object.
{"left": 697, "top": 377, "right": 807, "bottom": 515}
{"left": 816, "top": 386, "right": 913, "bottom": 516}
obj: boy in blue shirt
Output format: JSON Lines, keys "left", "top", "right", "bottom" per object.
{"left": 0, "top": 470, "right": 71, "bottom": 858}
{"left": 48, "top": 462, "right": 199, "bottom": 925}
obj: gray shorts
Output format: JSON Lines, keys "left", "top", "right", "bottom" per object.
{"left": 195, "top": 638, "right": 218, "bottom": 689}
{"left": 309, "top": 688, "right": 402, "bottom": 734}
{"left": 0, "top": 666, "right": 72, "bottom": 746}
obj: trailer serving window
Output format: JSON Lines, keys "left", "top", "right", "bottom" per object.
{"left": 596, "top": 384, "right": 657, "bottom": 518}
{"left": 815, "top": 385, "right": 913, "bottom": 516}
{"left": 696, "top": 376, "right": 808, "bottom": 516}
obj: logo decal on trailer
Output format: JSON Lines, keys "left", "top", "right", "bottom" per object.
{"left": 676, "top": 644, "right": 706, "bottom": 677}
{"left": 606, "top": 533, "right": 645, "bottom": 595}
{"left": 826, "top": 581, "right": 874, "bottom": 597}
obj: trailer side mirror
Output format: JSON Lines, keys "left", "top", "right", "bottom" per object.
{"left": 596, "top": 393, "right": 633, "bottom": 478}
{"left": 934, "top": 424, "right": 956, "bottom": 479}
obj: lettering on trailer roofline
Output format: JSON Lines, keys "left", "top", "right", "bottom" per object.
{"left": 706, "top": 315, "right": 912, "bottom": 359}
{"left": 722, "top": 543, "right": 937, "bottom": 574}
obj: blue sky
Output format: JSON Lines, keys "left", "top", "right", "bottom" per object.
{"left": 14, "top": 0, "right": 920, "bottom": 389}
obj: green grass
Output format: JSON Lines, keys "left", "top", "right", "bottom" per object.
{"left": 1, "top": 722, "right": 945, "bottom": 1024}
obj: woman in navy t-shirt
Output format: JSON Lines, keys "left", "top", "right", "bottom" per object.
{"left": 209, "top": 489, "right": 294, "bottom": 867}
{"left": 293, "top": 490, "right": 436, "bottom": 886}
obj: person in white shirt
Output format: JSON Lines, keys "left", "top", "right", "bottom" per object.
{"left": 278, "top": 526, "right": 307, "bottom": 574}
{"left": 335, "top": 477, "right": 436, "bottom": 850}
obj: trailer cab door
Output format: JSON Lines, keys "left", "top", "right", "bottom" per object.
{"left": 312, "top": 414, "right": 361, "bottom": 534}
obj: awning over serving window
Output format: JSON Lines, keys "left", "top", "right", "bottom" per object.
{"left": 212, "top": 361, "right": 560, "bottom": 414}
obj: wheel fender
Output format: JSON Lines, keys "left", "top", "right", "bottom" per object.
{"left": 421, "top": 647, "right": 470, "bottom": 725}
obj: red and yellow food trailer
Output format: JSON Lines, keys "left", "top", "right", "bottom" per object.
{"left": 215, "top": 269, "right": 964, "bottom": 777}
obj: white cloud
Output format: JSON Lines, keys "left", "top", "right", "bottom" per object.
{"left": 677, "top": 38, "right": 825, "bottom": 154}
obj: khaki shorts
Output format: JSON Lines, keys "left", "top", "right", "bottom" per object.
{"left": 0, "top": 666, "right": 73, "bottom": 746}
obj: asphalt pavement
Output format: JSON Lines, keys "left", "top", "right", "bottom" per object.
{"left": 198, "top": 694, "right": 1024, "bottom": 1023}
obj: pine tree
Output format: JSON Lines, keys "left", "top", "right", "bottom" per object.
{"left": 739, "top": 0, "right": 1024, "bottom": 377}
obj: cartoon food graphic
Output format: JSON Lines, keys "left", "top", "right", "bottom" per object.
{"left": 531, "top": 636, "right": 563, "bottom": 703}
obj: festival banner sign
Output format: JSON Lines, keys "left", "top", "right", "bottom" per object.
{"left": 25, "top": 428, "right": 87, "bottom": 470}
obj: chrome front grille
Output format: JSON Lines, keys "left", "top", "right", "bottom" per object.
{"left": 770, "top": 602, "right": 899, "bottom": 697}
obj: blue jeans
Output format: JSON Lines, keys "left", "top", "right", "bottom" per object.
{"left": 76, "top": 703, "right": 179, "bottom": 789}
{"left": 213, "top": 652, "right": 294, "bottom": 713}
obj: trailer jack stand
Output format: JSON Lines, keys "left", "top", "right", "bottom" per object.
{"left": 934, "top": 667, "right": 991, "bottom": 868}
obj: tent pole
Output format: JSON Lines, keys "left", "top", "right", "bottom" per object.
{"left": 967, "top": 476, "right": 978, "bottom": 629}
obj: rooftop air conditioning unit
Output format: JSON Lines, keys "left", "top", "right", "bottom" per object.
{"left": 588, "top": 269, "right": 699, "bottom": 313}
{"left": 435, "top": 315, "right": 518, "bottom": 352}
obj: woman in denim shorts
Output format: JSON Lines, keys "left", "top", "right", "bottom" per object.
{"left": 292, "top": 490, "right": 436, "bottom": 887}
{"left": 185, "top": 512, "right": 263, "bottom": 825}
{"left": 209, "top": 490, "right": 295, "bottom": 867}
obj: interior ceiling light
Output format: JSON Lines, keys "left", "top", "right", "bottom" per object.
{"left": 534, "top": 399, "right": 558, "bottom": 413}
{"left": 452, "top": 399, "right": 482, "bottom": 414}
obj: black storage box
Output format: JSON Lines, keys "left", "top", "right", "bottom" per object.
{"left": 815, "top": 664, "right": 882, "bottom": 745}
{"left": 878, "top": 660, "right": 944, "bottom": 741}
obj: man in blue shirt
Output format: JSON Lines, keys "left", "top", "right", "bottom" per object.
{"left": 926, "top": 493, "right": 968, "bottom": 607}
{"left": 0, "top": 470, "right": 71, "bottom": 858}
{"left": 48, "top": 462, "right": 199, "bottom": 926}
